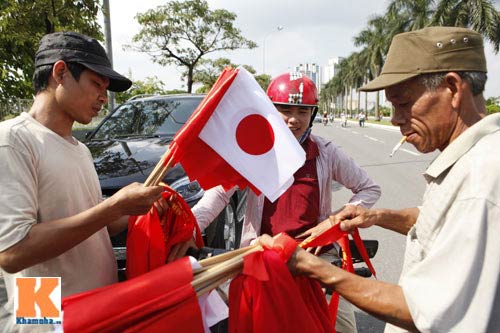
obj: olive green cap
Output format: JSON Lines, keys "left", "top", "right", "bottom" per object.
{"left": 359, "top": 26, "right": 487, "bottom": 92}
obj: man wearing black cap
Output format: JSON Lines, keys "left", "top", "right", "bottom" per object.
{"left": 0, "top": 32, "right": 164, "bottom": 332}
{"left": 262, "top": 26, "right": 500, "bottom": 332}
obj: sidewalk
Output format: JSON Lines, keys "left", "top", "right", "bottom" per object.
{"left": 345, "top": 119, "right": 400, "bottom": 132}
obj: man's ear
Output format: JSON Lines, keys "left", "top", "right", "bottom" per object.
{"left": 444, "top": 72, "right": 464, "bottom": 109}
{"left": 52, "top": 60, "right": 68, "bottom": 84}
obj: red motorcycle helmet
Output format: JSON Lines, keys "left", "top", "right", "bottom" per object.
{"left": 266, "top": 72, "right": 319, "bottom": 126}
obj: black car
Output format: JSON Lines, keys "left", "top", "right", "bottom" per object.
{"left": 83, "top": 94, "right": 244, "bottom": 278}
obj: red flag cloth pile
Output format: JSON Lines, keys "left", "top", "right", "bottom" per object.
{"left": 126, "top": 186, "right": 204, "bottom": 279}
{"left": 300, "top": 223, "right": 376, "bottom": 277}
{"left": 300, "top": 224, "right": 377, "bottom": 327}
{"left": 164, "top": 66, "right": 305, "bottom": 202}
{"left": 62, "top": 257, "right": 204, "bottom": 333}
{"left": 228, "top": 233, "right": 334, "bottom": 333}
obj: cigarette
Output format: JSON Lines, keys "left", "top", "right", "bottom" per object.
{"left": 389, "top": 136, "right": 407, "bottom": 157}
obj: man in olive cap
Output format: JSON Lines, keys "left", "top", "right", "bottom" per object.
{"left": 0, "top": 32, "right": 164, "bottom": 332}
{"left": 262, "top": 26, "right": 500, "bottom": 332}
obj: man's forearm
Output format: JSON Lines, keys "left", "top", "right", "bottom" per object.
{"left": 374, "top": 207, "right": 419, "bottom": 235}
{"left": 296, "top": 251, "right": 418, "bottom": 332}
{"left": 0, "top": 199, "right": 123, "bottom": 273}
{"left": 107, "top": 215, "right": 129, "bottom": 236}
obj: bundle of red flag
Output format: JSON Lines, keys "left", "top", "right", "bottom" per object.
{"left": 62, "top": 257, "right": 204, "bottom": 333}
{"left": 126, "top": 185, "right": 204, "bottom": 279}
{"left": 229, "top": 233, "right": 334, "bottom": 333}
{"left": 300, "top": 224, "right": 377, "bottom": 327}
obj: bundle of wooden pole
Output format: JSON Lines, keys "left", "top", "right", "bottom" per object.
{"left": 144, "top": 149, "right": 175, "bottom": 187}
{"left": 192, "top": 244, "right": 262, "bottom": 297}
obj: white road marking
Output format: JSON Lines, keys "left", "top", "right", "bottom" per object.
{"left": 351, "top": 131, "right": 359, "bottom": 134}
{"left": 400, "top": 148, "right": 421, "bottom": 156}
{"left": 364, "top": 135, "right": 384, "bottom": 143}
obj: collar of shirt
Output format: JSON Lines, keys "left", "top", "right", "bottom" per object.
{"left": 425, "top": 113, "right": 500, "bottom": 180}
{"left": 298, "top": 128, "right": 311, "bottom": 144}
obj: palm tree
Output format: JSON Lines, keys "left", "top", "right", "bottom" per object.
{"left": 354, "top": 16, "right": 393, "bottom": 120}
{"left": 387, "top": 0, "right": 435, "bottom": 31}
{"left": 357, "top": 49, "right": 374, "bottom": 118}
{"left": 337, "top": 57, "right": 353, "bottom": 117}
{"left": 349, "top": 52, "right": 367, "bottom": 117}
{"left": 432, "top": 0, "right": 500, "bottom": 52}
{"left": 330, "top": 76, "right": 345, "bottom": 117}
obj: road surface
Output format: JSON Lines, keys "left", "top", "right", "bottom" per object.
{"left": 313, "top": 120, "right": 438, "bottom": 332}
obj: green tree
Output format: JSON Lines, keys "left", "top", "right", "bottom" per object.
{"left": 254, "top": 73, "right": 271, "bottom": 92}
{"left": 354, "top": 16, "right": 392, "bottom": 119}
{"left": 115, "top": 76, "right": 170, "bottom": 105}
{"left": 191, "top": 58, "right": 268, "bottom": 93}
{"left": 387, "top": 0, "right": 435, "bottom": 31}
{"left": 191, "top": 57, "right": 235, "bottom": 93}
{"left": 0, "top": 0, "right": 103, "bottom": 104}
{"left": 432, "top": 0, "right": 500, "bottom": 52}
{"left": 129, "top": 0, "right": 256, "bottom": 93}
{"left": 486, "top": 97, "right": 500, "bottom": 114}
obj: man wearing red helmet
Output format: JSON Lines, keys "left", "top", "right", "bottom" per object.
{"left": 192, "top": 72, "right": 381, "bottom": 333}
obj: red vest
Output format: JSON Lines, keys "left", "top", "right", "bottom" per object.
{"left": 261, "top": 137, "right": 320, "bottom": 238}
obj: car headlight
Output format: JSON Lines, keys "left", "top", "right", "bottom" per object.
{"left": 170, "top": 177, "right": 204, "bottom": 204}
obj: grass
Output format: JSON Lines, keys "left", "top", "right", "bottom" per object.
{"left": 0, "top": 114, "right": 18, "bottom": 122}
{"left": 365, "top": 118, "right": 394, "bottom": 126}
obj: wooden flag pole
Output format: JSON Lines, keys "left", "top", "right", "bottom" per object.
{"left": 198, "top": 244, "right": 258, "bottom": 267}
{"left": 192, "top": 245, "right": 262, "bottom": 296}
{"left": 195, "top": 266, "right": 240, "bottom": 297}
{"left": 144, "top": 149, "right": 174, "bottom": 187}
{"left": 149, "top": 155, "right": 175, "bottom": 187}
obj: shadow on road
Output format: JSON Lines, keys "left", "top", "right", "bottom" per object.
{"left": 355, "top": 310, "right": 386, "bottom": 333}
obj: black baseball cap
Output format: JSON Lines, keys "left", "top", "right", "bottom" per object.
{"left": 35, "top": 31, "right": 132, "bottom": 92}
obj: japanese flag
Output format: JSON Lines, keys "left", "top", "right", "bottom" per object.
{"left": 167, "top": 67, "right": 305, "bottom": 202}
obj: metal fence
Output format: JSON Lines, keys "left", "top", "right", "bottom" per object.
{"left": 0, "top": 99, "right": 33, "bottom": 121}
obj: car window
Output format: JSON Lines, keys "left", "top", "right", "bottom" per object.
{"left": 92, "top": 97, "right": 202, "bottom": 139}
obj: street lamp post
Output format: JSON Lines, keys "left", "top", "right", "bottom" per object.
{"left": 262, "top": 25, "right": 283, "bottom": 75}
{"left": 103, "top": 0, "right": 115, "bottom": 113}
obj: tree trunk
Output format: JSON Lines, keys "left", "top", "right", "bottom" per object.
{"left": 187, "top": 66, "right": 194, "bottom": 93}
{"left": 357, "top": 90, "right": 361, "bottom": 118}
{"left": 375, "top": 91, "right": 380, "bottom": 120}
{"left": 350, "top": 86, "right": 354, "bottom": 118}
{"left": 364, "top": 92, "right": 368, "bottom": 119}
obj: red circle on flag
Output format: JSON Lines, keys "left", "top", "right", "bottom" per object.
{"left": 236, "top": 114, "right": 275, "bottom": 155}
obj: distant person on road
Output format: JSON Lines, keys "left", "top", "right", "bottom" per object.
{"left": 192, "top": 72, "right": 381, "bottom": 333}
{"left": 274, "top": 26, "right": 500, "bottom": 333}
{"left": 322, "top": 111, "right": 328, "bottom": 126}
{"left": 328, "top": 113, "right": 334, "bottom": 124}
{"left": 0, "top": 32, "right": 165, "bottom": 333}
{"left": 358, "top": 112, "right": 366, "bottom": 127}
{"left": 340, "top": 112, "right": 347, "bottom": 127}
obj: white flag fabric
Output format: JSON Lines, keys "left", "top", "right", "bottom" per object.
{"left": 199, "top": 67, "right": 305, "bottom": 202}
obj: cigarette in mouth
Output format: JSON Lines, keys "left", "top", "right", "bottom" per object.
{"left": 389, "top": 136, "right": 407, "bottom": 157}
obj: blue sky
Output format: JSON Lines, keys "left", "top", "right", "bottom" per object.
{"left": 106, "top": 0, "right": 499, "bottom": 99}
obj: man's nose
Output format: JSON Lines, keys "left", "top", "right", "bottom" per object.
{"left": 98, "top": 91, "right": 108, "bottom": 104}
{"left": 391, "top": 109, "right": 406, "bottom": 126}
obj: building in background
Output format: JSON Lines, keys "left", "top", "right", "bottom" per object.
{"left": 293, "top": 62, "right": 322, "bottom": 93}
{"left": 323, "top": 57, "right": 344, "bottom": 85}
